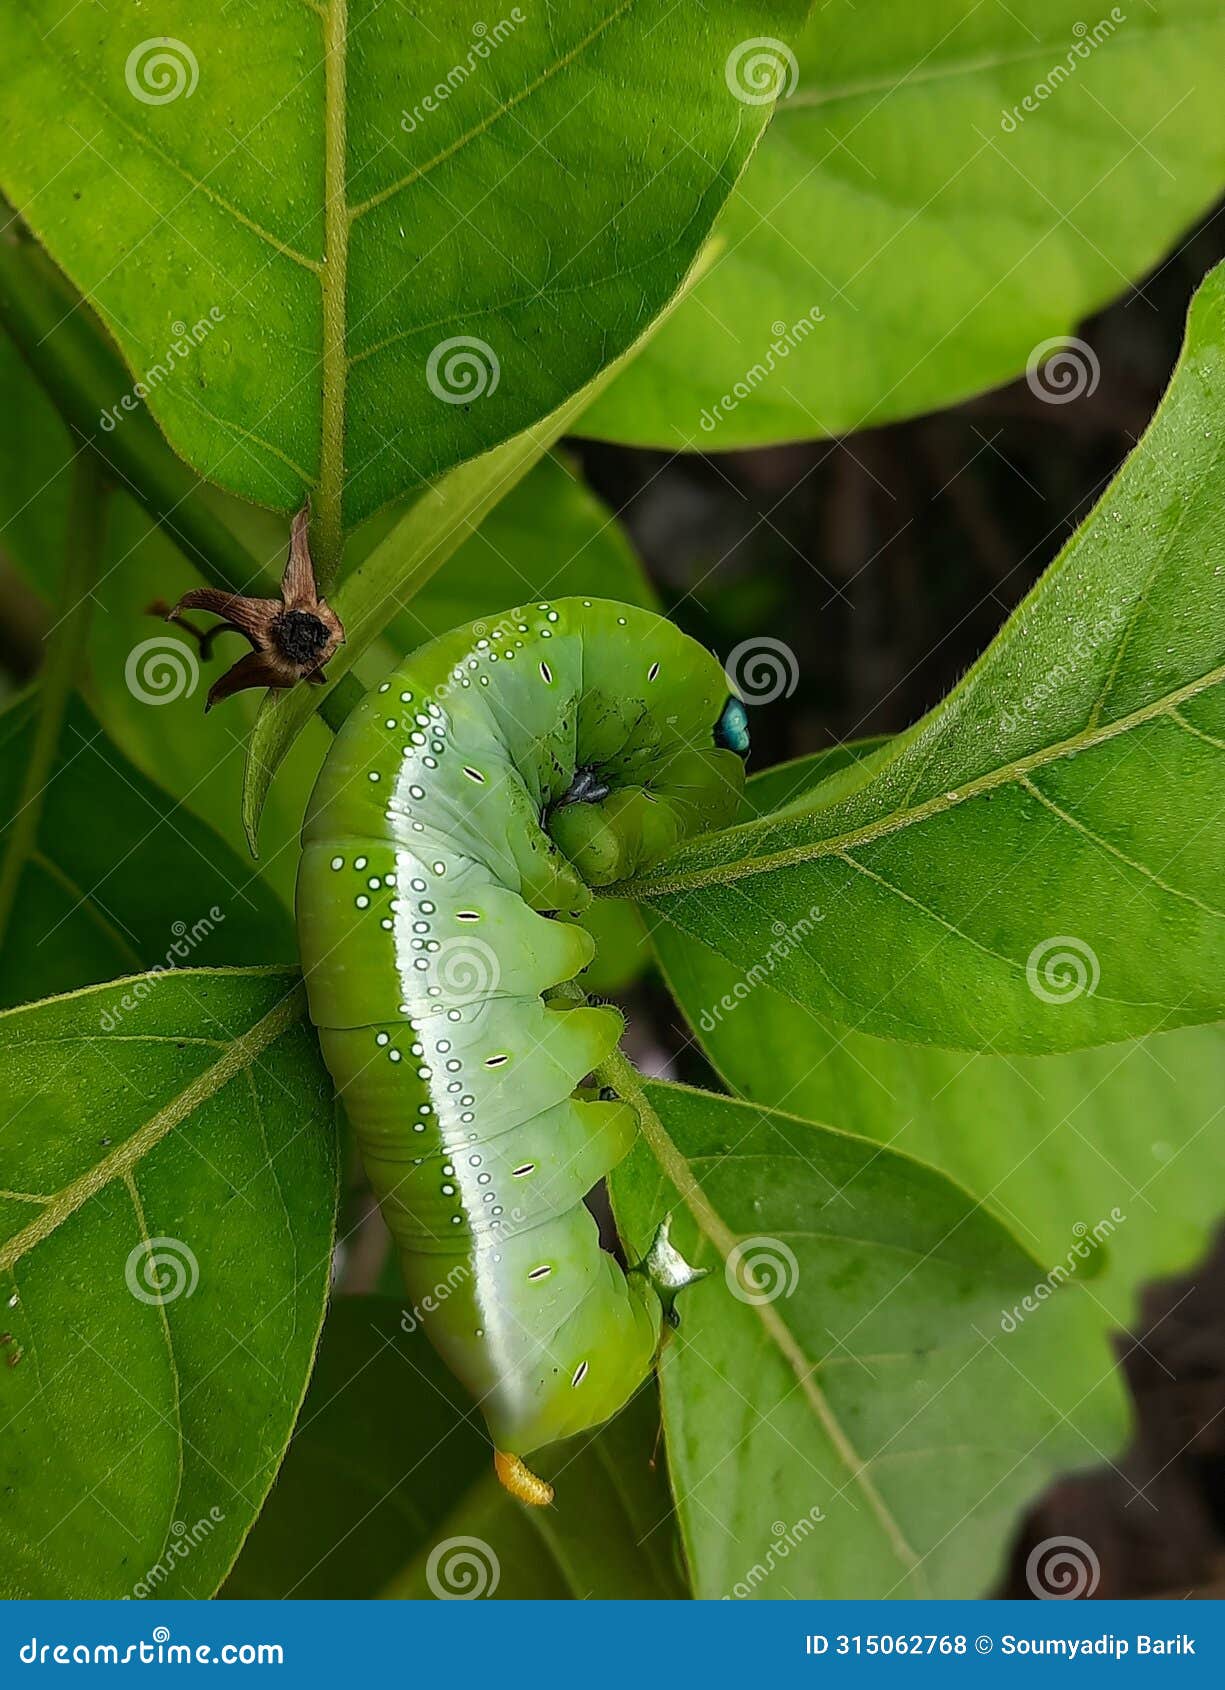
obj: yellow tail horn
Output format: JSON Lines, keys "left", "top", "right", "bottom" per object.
{"left": 494, "top": 1450, "right": 554, "bottom": 1507}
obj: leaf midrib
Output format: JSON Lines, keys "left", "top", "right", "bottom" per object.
{"left": 593, "top": 1039, "right": 927, "bottom": 1586}
{"left": 780, "top": 11, "right": 1225, "bottom": 115}
{"left": 617, "top": 662, "right": 1225, "bottom": 898}
{"left": 0, "top": 983, "right": 306, "bottom": 1273}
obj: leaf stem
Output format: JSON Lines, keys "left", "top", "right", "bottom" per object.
{"left": 0, "top": 455, "right": 109, "bottom": 948}
{"left": 314, "top": 0, "right": 350, "bottom": 591}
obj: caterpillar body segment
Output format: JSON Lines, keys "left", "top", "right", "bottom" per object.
{"left": 296, "top": 599, "right": 746, "bottom": 1497}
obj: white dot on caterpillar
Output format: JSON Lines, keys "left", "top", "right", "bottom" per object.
{"left": 355, "top": 857, "right": 368, "bottom": 870}
{"left": 441, "top": 1184, "right": 455, "bottom": 1196}
{"left": 482, "top": 1192, "right": 495, "bottom": 1202}
{"left": 376, "top": 1032, "right": 389, "bottom": 1046}
{"left": 460, "top": 1113, "right": 474, "bottom": 1124}
{"left": 355, "top": 895, "right": 370, "bottom": 909}
{"left": 421, "top": 901, "right": 435, "bottom": 913}
{"left": 400, "top": 692, "right": 412, "bottom": 703}
{"left": 385, "top": 718, "right": 397, "bottom": 730}
{"left": 572, "top": 1362, "right": 589, "bottom": 1387}
{"left": 411, "top": 1043, "right": 423, "bottom": 1056}
{"left": 447, "top": 1082, "right": 461, "bottom": 1094}
{"left": 432, "top": 862, "right": 446, "bottom": 875}
{"left": 408, "top": 785, "right": 425, "bottom": 800}
{"left": 367, "top": 876, "right": 381, "bottom": 889}
{"left": 461, "top": 1095, "right": 474, "bottom": 1105}
{"left": 450, "top": 1215, "right": 462, "bottom": 1225}
{"left": 418, "top": 1104, "right": 430, "bottom": 1115}
{"left": 330, "top": 856, "right": 344, "bottom": 870}
{"left": 546, "top": 611, "right": 559, "bottom": 623}
{"left": 447, "top": 1009, "right": 462, "bottom": 1021}
{"left": 477, "top": 1173, "right": 491, "bottom": 1185}
{"left": 411, "top": 879, "right": 426, "bottom": 892}
{"left": 417, "top": 1067, "right": 431, "bottom": 1079}
{"left": 378, "top": 682, "right": 390, "bottom": 693}
{"left": 617, "top": 616, "right": 627, "bottom": 625}
{"left": 437, "top": 1039, "right": 450, "bottom": 1052}
{"left": 445, "top": 1059, "right": 460, "bottom": 1072}
{"left": 381, "top": 918, "right": 393, "bottom": 930}
{"left": 368, "top": 772, "right": 380, "bottom": 782}
{"left": 389, "top": 1050, "right": 401, "bottom": 1063}
{"left": 385, "top": 873, "right": 397, "bottom": 886}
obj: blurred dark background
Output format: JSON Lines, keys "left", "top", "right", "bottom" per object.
{"left": 577, "top": 204, "right": 1225, "bottom": 1600}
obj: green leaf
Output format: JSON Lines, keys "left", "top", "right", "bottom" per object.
{"left": 586, "top": 1, "right": 1225, "bottom": 447}
{"left": 226, "top": 1296, "right": 687, "bottom": 1599}
{"left": 653, "top": 742, "right": 1225, "bottom": 1328}
{"left": 0, "top": 693, "right": 294, "bottom": 1008}
{"left": 383, "top": 453, "right": 657, "bottom": 652}
{"left": 610, "top": 1080, "right": 1127, "bottom": 1599}
{"left": 0, "top": 967, "right": 337, "bottom": 1598}
{"left": 619, "top": 262, "right": 1225, "bottom": 1053}
{"left": 2, "top": 0, "right": 806, "bottom": 546}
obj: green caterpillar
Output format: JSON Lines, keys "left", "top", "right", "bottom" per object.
{"left": 296, "top": 598, "right": 747, "bottom": 1503}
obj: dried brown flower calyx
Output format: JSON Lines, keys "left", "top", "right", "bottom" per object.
{"left": 167, "top": 507, "right": 344, "bottom": 711}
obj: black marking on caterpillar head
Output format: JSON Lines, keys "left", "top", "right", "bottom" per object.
{"left": 557, "top": 764, "right": 611, "bottom": 807}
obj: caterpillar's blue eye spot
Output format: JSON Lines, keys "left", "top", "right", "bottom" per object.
{"left": 715, "top": 696, "right": 750, "bottom": 757}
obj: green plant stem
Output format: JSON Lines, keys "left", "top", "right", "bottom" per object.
{"left": 318, "top": 671, "right": 363, "bottom": 732}
{"left": 0, "top": 214, "right": 265, "bottom": 600}
{"left": 0, "top": 455, "right": 108, "bottom": 948}
{"left": 314, "top": 0, "right": 350, "bottom": 592}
